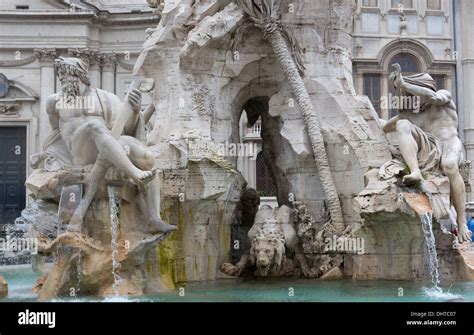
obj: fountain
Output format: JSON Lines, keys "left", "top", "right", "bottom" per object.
{"left": 108, "top": 186, "right": 123, "bottom": 298}
{"left": 420, "top": 212, "right": 440, "bottom": 289}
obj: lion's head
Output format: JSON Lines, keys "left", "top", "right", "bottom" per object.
{"left": 250, "top": 225, "right": 285, "bottom": 277}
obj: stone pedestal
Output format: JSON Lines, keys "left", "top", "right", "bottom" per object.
{"left": 21, "top": 169, "right": 172, "bottom": 299}
{"left": 350, "top": 171, "right": 474, "bottom": 281}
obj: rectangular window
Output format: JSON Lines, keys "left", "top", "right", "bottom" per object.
{"left": 427, "top": 0, "right": 441, "bottom": 10}
{"left": 363, "top": 74, "right": 381, "bottom": 116}
{"left": 391, "top": 0, "right": 414, "bottom": 9}
{"left": 362, "top": 0, "right": 378, "bottom": 7}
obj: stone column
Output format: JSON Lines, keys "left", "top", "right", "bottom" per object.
{"left": 446, "top": 74, "right": 452, "bottom": 93}
{"left": 381, "top": 74, "right": 389, "bottom": 120}
{"left": 88, "top": 61, "right": 100, "bottom": 88}
{"left": 101, "top": 53, "right": 116, "bottom": 93}
{"left": 355, "top": 71, "right": 364, "bottom": 96}
{"left": 34, "top": 48, "right": 57, "bottom": 149}
{"left": 458, "top": 1, "right": 474, "bottom": 202}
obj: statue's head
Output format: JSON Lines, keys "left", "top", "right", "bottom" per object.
{"left": 55, "top": 56, "right": 91, "bottom": 97}
{"left": 250, "top": 227, "right": 285, "bottom": 277}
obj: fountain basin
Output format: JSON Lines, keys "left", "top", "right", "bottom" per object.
{"left": 1, "top": 265, "right": 473, "bottom": 302}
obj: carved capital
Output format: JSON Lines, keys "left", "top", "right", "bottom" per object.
{"left": 33, "top": 48, "right": 58, "bottom": 65}
{"left": 67, "top": 48, "right": 98, "bottom": 66}
{"left": 97, "top": 53, "right": 117, "bottom": 70}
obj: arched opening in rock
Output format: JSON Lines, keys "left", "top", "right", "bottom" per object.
{"left": 237, "top": 97, "right": 291, "bottom": 208}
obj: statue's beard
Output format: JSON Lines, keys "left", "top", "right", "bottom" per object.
{"left": 61, "top": 80, "right": 80, "bottom": 99}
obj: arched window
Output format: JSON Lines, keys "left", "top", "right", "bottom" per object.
{"left": 0, "top": 74, "right": 9, "bottom": 98}
{"left": 256, "top": 152, "right": 276, "bottom": 197}
{"left": 389, "top": 53, "right": 421, "bottom": 117}
{"left": 389, "top": 53, "right": 420, "bottom": 74}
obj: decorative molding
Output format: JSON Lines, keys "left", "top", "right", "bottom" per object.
{"left": 0, "top": 54, "right": 37, "bottom": 67}
{"left": 377, "top": 39, "right": 436, "bottom": 72}
{"left": 354, "top": 9, "right": 361, "bottom": 20}
{"left": 445, "top": 46, "right": 452, "bottom": 60}
{"left": 116, "top": 56, "right": 135, "bottom": 71}
{"left": 34, "top": 48, "right": 58, "bottom": 64}
{"left": 0, "top": 48, "right": 134, "bottom": 73}
{"left": 355, "top": 44, "right": 363, "bottom": 58}
{"left": 67, "top": 48, "right": 98, "bottom": 65}
{"left": 0, "top": 103, "right": 21, "bottom": 116}
{"left": 97, "top": 53, "right": 117, "bottom": 70}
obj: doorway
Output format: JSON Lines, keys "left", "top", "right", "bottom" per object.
{"left": 0, "top": 126, "right": 26, "bottom": 234}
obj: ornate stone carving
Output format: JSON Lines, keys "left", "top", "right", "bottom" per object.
{"left": 0, "top": 54, "right": 37, "bottom": 67}
{"left": 21, "top": 56, "right": 176, "bottom": 300}
{"left": 116, "top": 55, "right": 135, "bottom": 71}
{"left": 34, "top": 48, "right": 58, "bottom": 64}
{"left": 67, "top": 48, "right": 98, "bottom": 66}
{"left": 221, "top": 205, "right": 317, "bottom": 278}
{"left": 0, "top": 103, "right": 21, "bottom": 116}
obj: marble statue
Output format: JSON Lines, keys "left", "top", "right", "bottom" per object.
{"left": 382, "top": 63, "right": 471, "bottom": 243}
{"left": 221, "top": 205, "right": 316, "bottom": 278}
{"left": 45, "top": 57, "right": 176, "bottom": 234}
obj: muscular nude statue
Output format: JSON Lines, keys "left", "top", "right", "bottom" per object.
{"left": 46, "top": 57, "right": 176, "bottom": 233}
{"left": 382, "top": 64, "right": 471, "bottom": 243}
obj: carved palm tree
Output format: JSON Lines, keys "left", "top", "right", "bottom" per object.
{"left": 236, "top": 0, "right": 344, "bottom": 233}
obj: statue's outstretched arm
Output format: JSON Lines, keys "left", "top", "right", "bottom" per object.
{"left": 400, "top": 82, "right": 451, "bottom": 106}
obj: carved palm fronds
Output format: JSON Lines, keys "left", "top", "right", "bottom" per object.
{"left": 235, "top": 0, "right": 304, "bottom": 73}
{"left": 235, "top": 0, "right": 345, "bottom": 234}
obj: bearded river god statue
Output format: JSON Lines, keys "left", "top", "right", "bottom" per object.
{"left": 21, "top": 57, "right": 177, "bottom": 300}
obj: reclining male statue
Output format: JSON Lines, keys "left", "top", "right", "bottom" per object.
{"left": 381, "top": 63, "right": 471, "bottom": 243}
{"left": 42, "top": 56, "right": 176, "bottom": 234}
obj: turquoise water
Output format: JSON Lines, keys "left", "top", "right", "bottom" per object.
{"left": 1, "top": 266, "right": 473, "bottom": 302}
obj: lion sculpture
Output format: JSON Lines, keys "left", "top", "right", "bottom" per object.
{"left": 221, "top": 205, "right": 315, "bottom": 277}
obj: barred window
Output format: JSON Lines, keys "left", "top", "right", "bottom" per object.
{"left": 256, "top": 152, "right": 276, "bottom": 197}
{"left": 431, "top": 75, "right": 445, "bottom": 90}
{"left": 363, "top": 74, "right": 381, "bottom": 116}
{"left": 390, "top": 53, "right": 420, "bottom": 74}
